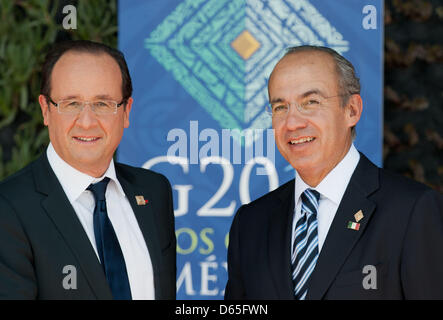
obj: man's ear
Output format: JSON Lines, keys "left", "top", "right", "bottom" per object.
{"left": 345, "top": 94, "right": 363, "bottom": 129}
{"left": 39, "top": 94, "right": 50, "bottom": 126}
{"left": 123, "top": 97, "right": 133, "bottom": 128}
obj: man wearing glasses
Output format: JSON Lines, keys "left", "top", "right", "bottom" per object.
{"left": 225, "top": 46, "right": 443, "bottom": 300}
{"left": 0, "top": 40, "right": 176, "bottom": 299}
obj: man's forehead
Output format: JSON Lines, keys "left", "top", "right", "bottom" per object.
{"left": 274, "top": 50, "right": 336, "bottom": 75}
{"left": 268, "top": 51, "right": 338, "bottom": 95}
{"left": 50, "top": 51, "right": 121, "bottom": 82}
{"left": 54, "top": 51, "right": 116, "bottom": 69}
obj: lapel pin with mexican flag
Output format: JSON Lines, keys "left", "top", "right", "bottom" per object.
{"left": 348, "top": 209, "right": 364, "bottom": 230}
{"left": 347, "top": 221, "right": 360, "bottom": 231}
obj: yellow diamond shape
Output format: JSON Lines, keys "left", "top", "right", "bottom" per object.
{"left": 231, "top": 30, "right": 261, "bottom": 60}
{"left": 354, "top": 210, "right": 364, "bottom": 222}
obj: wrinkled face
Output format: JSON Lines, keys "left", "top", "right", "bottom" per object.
{"left": 39, "top": 52, "right": 132, "bottom": 177}
{"left": 268, "top": 51, "right": 360, "bottom": 184}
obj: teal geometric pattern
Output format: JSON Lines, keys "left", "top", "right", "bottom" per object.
{"left": 145, "top": 0, "right": 349, "bottom": 137}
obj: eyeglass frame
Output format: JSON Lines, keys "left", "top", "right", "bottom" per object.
{"left": 266, "top": 93, "right": 349, "bottom": 118}
{"left": 45, "top": 95, "right": 127, "bottom": 115}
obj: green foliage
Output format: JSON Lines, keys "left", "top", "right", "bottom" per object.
{"left": 385, "top": 0, "right": 443, "bottom": 192}
{"left": 66, "top": 0, "right": 117, "bottom": 46}
{"left": 0, "top": 0, "right": 117, "bottom": 179}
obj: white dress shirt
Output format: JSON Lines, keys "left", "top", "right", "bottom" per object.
{"left": 292, "top": 144, "right": 360, "bottom": 253}
{"left": 47, "top": 143, "right": 155, "bottom": 300}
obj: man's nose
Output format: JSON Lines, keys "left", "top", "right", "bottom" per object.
{"left": 284, "top": 104, "right": 308, "bottom": 130}
{"left": 75, "top": 104, "right": 98, "bottom": 129}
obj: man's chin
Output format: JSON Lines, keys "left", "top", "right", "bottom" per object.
{"left": 68, "top": 155, "right": 109, "bottom": 175}
{"left": 287, "top": 155, "right": 318, "bottom": 173}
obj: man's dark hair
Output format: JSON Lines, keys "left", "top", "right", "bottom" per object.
{"left": 40, "top": 40, "right": 132, "bottom": 102}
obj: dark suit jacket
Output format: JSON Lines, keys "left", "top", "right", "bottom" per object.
{"left": 0, "top": 153, "right": 176, "bottom": 299}
{"left": 225, "top": 153, "right": 443, "bottom": 299}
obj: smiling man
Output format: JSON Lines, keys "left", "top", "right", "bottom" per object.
{"left": 0, "top": 40, "right": 176, "bottom": 299}
{"left": 225, "top": 46, "right": 443, "bottom": 300}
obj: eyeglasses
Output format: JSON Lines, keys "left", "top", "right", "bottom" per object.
{"left": 46, "top": 96, "right": 126, "bottom": 115}
{"left": 266, "top": 94, "right": 346, "bottom": 119}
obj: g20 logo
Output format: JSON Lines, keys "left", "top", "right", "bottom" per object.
{"left": 143, "top": 155, "right": 279, "bottom": 217}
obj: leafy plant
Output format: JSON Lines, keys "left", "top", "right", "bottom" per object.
{"left": 0, "top": 0, "right": 117, "bottom": 179}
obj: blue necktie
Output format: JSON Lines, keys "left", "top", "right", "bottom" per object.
{"left": 291, "top": 189, "right": 321, "bottom": 300}
{"left": 88, "top": 177, "right": 132, "bottom": 300}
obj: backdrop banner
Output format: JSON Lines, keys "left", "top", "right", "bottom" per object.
{"left": 118, "top": 0, "right": 384, "bottom": 300}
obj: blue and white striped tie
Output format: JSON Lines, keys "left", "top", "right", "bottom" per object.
{"left": 292, "top": 188, "right": 321, "bottom": 300}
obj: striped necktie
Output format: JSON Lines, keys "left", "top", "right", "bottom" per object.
{"left": 291, "top": 188, "right": 321, "bottom": 300}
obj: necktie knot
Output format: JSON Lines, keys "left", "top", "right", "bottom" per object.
{"left": 88, "top": 177, "right": 110, "bottom": 202}
{"left": 300, "top": 189, "right": 320, "bottom": 216}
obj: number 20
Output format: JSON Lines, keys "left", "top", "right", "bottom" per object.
{"left": 143, "top": 156, "right": 279, "bottom": 217}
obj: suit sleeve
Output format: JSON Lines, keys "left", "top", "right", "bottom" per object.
{"left": 165, "top": 175, "right": 177, "bottom": 298}
{"left": 224, "top": 205, "right": 246, "bottom": 300}
{"left": 157, "top": 174, "right": 177, "bottom": 299}
{"left": 401, "top": 189, "right": 443, "bottom": 299}
{"left": 0, "top": 194, "right": 37, "bottom": 299}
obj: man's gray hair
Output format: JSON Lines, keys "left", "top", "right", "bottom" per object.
{"left": 284, "top": 46, "right": 361, "bottom": 139}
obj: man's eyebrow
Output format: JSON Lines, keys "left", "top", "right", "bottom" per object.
{"left": 300, "top": 89, "right": 327, "bottom": 98}
{"left": 269, "top": 89, "right": 327, "bottom": 104}
{"left": 269, "top": 98, "right": 285, "bottom": 104}
{"left": 59, "top": 94, "right": 117, "bottom": 100}
{"left": 94, "top": 94, "right": 116, "bottom": 100}
{"left": 59, "top": 95, "right": 80, "bottom": 100}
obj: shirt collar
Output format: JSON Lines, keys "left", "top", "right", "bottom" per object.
{"left": 46, "top": 143, "right": 126, "bottom": 202}
{"left": 294, "top": 144, "right": 360, "bottom": 206}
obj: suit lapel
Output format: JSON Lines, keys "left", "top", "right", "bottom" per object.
{"left": 115, "top": 168, "right": 163, "bottom": 299}
{"left": 33, "top": 154, "right": 112, "bottom": 299}
{"left": 268, "top": 180, "right": 296, "bottom": 299}
{"left": 306, "top": 154, "right": 379, "bottom": 300}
